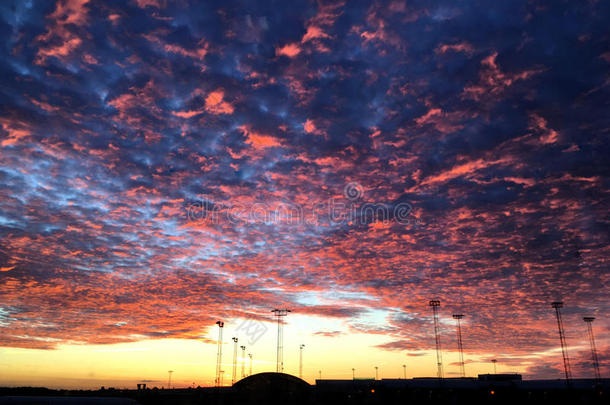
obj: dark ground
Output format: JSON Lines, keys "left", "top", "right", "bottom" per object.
{"left": 1, "top": 375, "right": 607, "bottom": 405}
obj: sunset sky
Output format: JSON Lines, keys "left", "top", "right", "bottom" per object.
{"left": 0, "top": 0, "right": 609, "bottom": 389}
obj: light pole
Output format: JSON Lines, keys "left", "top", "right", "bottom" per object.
{"left": 318, "top": 370, "right": 321, "bottom": 380}
{"left": 215, "top": 321, "right": 224, "bottom": 387}
{"left": 583, "top": 317, "right": 601, "bottom": 382}
{"left": 232, "top": 337, "right": 238, "bottom": 385}
{"left": 491, "top": 359, "right": 497, "bottom": 374}
{"left": 402, "top": 364, "right": 406, "bottom": 379}
{"left": 299, "top": 344, "right": 305, "bottom": 379}
{"left": 429, "top": 300, "right": 443, "bottom": 379}
{"left": 375, "top": 366, "right": 378, "bottom": 380}
{"left": 167, "top": 370, "right": 173, "bottom": 389}
{"left": 352, "top": 368, "right": 355, "bottom": 380}
{"left": 551, "top": 301, "right": 572, "bottom": 384}
{"left": 248, "top": 353, "right": 253, "bottom": 376}
{"left": 240, "top": 345, "right": 246, "bottom": 378}
{"left": 271, "top": 309, "right": 291, "bottom": 373}
{"left": 453, "top": 314, "right": 466, "bottom": 377}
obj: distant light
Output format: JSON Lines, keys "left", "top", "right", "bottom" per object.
{"left": 490, "top": 390, "right": 495, "bottom": 395}
{"left": 371, "top": 389, "right": 375, "bottom": 393}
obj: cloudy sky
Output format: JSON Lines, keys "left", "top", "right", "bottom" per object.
{"left": 0, "top": 0, "right": 608, "bottom": 388}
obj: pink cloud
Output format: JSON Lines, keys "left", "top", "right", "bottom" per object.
{"left": 135, "top": 0, "right": 163, "bottom": 8}
{"left": 276, "top": 43, "right": 301, "bottom": 58}
{"left": 529, "top": 114, "right": 559, "bottom": 144}
{"left": 463, "top": 52, "right": 544, "bottom": 101}
{"left": 35, "top": 0, "right": 90, "bottom": 63}
{"left": 205, "top": 90, "right": 234, "bottom": 115}
{"left": 241, "top": 125, "right": 282, "bottom": 149}
{"left": 302, "top": 25, "right": 329, "bottom": 42}
{"left": 435, "top": 41, "right": 474, "bottom": 55}
{"left": 421, "top": 157, "right": 510, "bottom": 186}
{"left": 0, "top": 119, "right": 31, "bottom": 147}
{"left": 303, "top": 119, "right": 316, "bottom": 133}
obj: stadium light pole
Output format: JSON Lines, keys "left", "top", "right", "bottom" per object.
{"left": 231, "top": 337, "right": 238, "bottom": 385}
{"left": 271, "top": 309, "right": 291, "bottom": 372}
{"left": 240, "top": 345, "right": 246, "bottom": 379}
{"left": 299, "top": 344, "right": 305, "bottom": 379}
{"left": 429, "top": 300, "right": 443, "bottom": 379}
{"left": 214, "top": 321, "right": 224, "bottom": 387}
{"left": 551, "top": 302, "right": 572, "bottom": 384}
{"left": 583, "top": 317, "right": 601, "bottom": 382}
{"left": 452, "top": 314, "right": 466, "bottom": 377}
{"left": 248, "top": 353, "right": 253, "bottom": 376}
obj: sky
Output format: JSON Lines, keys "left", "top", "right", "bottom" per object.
{"left": 0, "top": 0, "right": 609, "bottom": 389}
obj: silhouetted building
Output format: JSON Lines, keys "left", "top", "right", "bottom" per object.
{"left": 1, "top": 374, "right": 607, "bottom": 405}
{"left": 478, "top": 373, "right": 523, "bottom": 382}
{"left": 232, "top": 372, "right": 310, "bottom": 405}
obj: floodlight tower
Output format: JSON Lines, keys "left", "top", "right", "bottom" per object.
{"left": 248, "top": 353, "right": 253, "bottom": 376}
{"left": 583, "top": 317, "right": 601, "bottom": 381}
{"left": 215, "top": 321, "right": 224, "bottom": 387}
{"left": 375, "top": 366, "right": 378, "bottom": 380}
{"left": 429, "top": 300, "right": 443, "bottom": 379}
{"left": 352, "top": 368, "right": 355, "bottom": 380}
{"left": 299, "top": 344, "right": 305, "bottom": 379}
{"left": 491, "top": 359, "right": 497, "bottom": 374}
{"left": 551, "top": 302, "right": 572, "bottom": 384}
{"left": 453, "top": 314, "right": 466, "bottom": 377}
{"left": 240, "top": 345, "right": 246, "bottom": 378}
{"left": 271, "top": 308, "right": 291, "bottom": 372}
{"left": 231, "top": 337, "right": 238, "bottom": 385}
{"left": 403, "top": 364, "right": 406, "bottom": 379}
{"left": 167, "top": 370, "right": 173, "bottom": 389}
